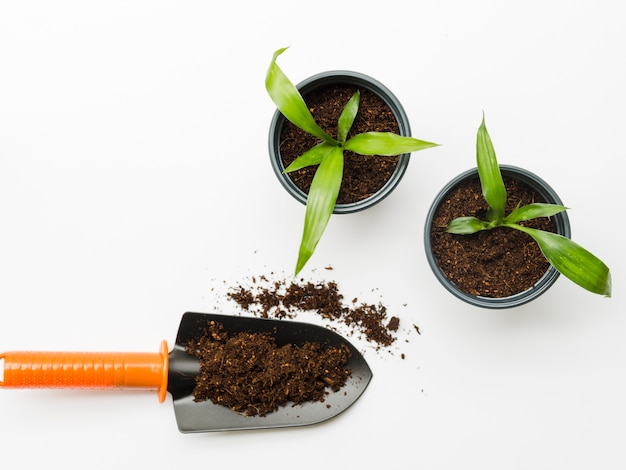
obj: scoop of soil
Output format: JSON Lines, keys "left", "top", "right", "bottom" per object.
{"left": 185, "top": 320, "right": 352, "bottom": 417}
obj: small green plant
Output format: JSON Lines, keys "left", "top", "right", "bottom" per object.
{"left": 446, "top": 115, "right": 611, "bottom": 297}
{"left": 266, "top": 47, "right": 438, "bottom": 275}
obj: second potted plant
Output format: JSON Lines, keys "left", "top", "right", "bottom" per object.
{"left": 424, "top": 115, "right": 611, "bottom": 308}
{"left": 267, "top": 47, "right": 438, "bottom": 275}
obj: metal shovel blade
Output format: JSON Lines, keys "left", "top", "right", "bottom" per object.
{"left": 167, "top": 312, "right": 372, "bottom": 432}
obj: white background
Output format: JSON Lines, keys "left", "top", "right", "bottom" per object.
{"left": 1, "top": 1, "right": 624, "bottom": 469}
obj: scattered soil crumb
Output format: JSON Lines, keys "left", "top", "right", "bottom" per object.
{"left": 226, "top": 276, "right": 400, "bottom": 348}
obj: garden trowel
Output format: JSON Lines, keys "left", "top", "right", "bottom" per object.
{"left": 0, "top": 312, "right": 372, "bottom": 432}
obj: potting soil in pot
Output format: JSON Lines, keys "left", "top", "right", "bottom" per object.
{"left": 279, "top": 84, "right": 400, "bottom": 204}
{"left": 429, "top": 176, "right": 557, "bottom": 298}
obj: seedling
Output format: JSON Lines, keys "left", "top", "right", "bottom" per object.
{"left": 446, "top": 116, "right": 611, "bottom": 297}
{"left": 266, "top": 47, "right": 438, "bottom": 275}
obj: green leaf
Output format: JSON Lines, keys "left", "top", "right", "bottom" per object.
{"left": 505, "top": 203, "right": 568, "bottom": 225}
{"left": 476, "top": 115, "right": 507, "bottom": 221}
{"left": 446, "top": 216, "right": 490, "bottom": 234}
{"left": 344, "top": 132, "right": 439, "bottom": 156}
{"left": 284, "top": 142, "right": 334, "bottom": 173}
{"left": 509, "top": 225, "right": 612, "bottom": 297}
{"left": 295, "top": 147, "right": 344, "bottom": 275}
{"left": 266, "top": 48, "right": 337, "bottom": 145}
{"left": 337, "top": 91, "right": 360, "bottom": 142}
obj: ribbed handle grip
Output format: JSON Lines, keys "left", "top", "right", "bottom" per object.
{"left": 0, "top": 341, "right": 169, "bottom": 402}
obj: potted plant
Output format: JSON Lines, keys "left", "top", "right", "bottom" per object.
{"left": 424, "top": 115, "right": 611, "bottom": 309}
{"left": 266, "top": 47, "right": 438, "bottom": 275}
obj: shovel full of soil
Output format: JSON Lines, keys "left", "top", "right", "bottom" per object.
{"left": 0, "top": 312, "right": 372, "bottom": 432}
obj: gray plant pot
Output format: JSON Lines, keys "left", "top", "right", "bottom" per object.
{"left": 424, "top": 165, "right": 571, "bottom": 309}
{"left": 268, "top": 70, "right": 412, "bottom": 214}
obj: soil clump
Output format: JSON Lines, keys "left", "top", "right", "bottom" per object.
{"left": 185, "top": 320, "right": 351, "bottom": 417}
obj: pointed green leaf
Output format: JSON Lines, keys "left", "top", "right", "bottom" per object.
{"left": 295, "top": 147, "right": 344, "bottom": 275}
{"left": 509, "top": 225, "right": 612, "bottom": 297}
{"left": 505, "top": 203, "right": 568, "bottom": 224}
{"left": 446, "top": 216, "right": 490, "bottom": 234}
{"left": 284, "top": 142, "right": 334, "bottom": 173}
{"left": 337, "top": 91, "right": 360, "bottom": 142}
{"left": 476, "top": 115, "right": 506, "bottom": 221}
{"left": 266, "top": 48, "right": 337, "bottom": 145}
{"left": 344, "top": 132, "right": 439, "bottom": 156}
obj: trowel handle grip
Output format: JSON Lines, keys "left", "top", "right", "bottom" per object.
{"left": 0, "top": 341, "right": 169, "bottom": 403}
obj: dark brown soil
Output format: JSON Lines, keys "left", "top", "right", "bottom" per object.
{"left": 185, "top": 320, "right": 351, "bottom": 417}
{"left": 279, "top": 84, "right": 400, "bottom": 204}
{"left": 227, "top": 276, "right": 399, "bottom": 348}
{"left": 429, "top": 175, "right": 557, "bottom": 298}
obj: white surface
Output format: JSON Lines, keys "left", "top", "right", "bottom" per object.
{"left": 1, "top": 1, "right": 624, "bottom": 469}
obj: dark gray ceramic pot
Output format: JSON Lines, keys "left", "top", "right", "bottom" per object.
{"left": 268, "top": 70, "right": 411, "bottom": 214}
{"left": 424, "top": 165, "right": 571, "bottom": 309}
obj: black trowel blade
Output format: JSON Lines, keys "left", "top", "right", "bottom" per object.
{"left": 167, "top": 312, "right": 372, "bottom": 432}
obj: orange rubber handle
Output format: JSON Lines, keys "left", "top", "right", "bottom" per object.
{"left": 0, "top": 341, "right": 169, "bottom": 403}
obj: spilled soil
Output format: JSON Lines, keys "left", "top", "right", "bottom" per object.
{"left": 226, "top": 276, "right": 400, "bottom": 348}
{"left": 193, "top": 274, "right": 419, "bottom": 415}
